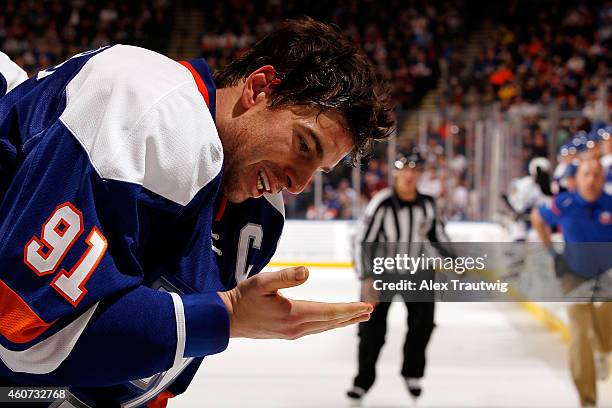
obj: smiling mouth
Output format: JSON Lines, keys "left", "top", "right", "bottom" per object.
{"left": 257, "top": 169, "right": 272, "bottom": 193}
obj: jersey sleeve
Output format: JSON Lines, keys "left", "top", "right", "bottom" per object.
{"left": 424, "top": 197, "right": 450, "bottom": 243}
{"left": 423, "top": 196, "right": 455, "bottom": 259}
{"left": 352, "top": 189, "right": 390, "bottom": 278}
{"left": 538, "top": 194, "right": 566, "bottom": 227}
{"left": 0, "top": 45, "right": 229, "bottom": 385}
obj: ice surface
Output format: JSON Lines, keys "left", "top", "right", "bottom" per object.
{"left": 173, "top": 267, "right": 612, "bottom": 408}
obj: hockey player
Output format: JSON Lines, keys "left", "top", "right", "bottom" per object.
{"left": 0, "top": 46, "right": 290, "bottom": 408}
{"left": 0, "top": 18, "right": 393, "bottom": 406}
{"left": 503, "top": 157, "right": 553, "bottom": 241}
{"left": 0, "top": 48, "right": 291, "bottom": 408}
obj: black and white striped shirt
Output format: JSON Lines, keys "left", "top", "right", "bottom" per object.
{"left": 353, "top": 188, "right": 451, "bottom": 277}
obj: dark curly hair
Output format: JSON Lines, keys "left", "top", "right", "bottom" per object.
{"left": 213, "top": 17, "right": 395, "bottom": 164}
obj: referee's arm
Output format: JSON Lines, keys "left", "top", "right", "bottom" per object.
{"left": 425, "top": 197, "right": 454, "bottom": 257}
{"left": 352, "top": 190, "right": 389, "bottom": 279}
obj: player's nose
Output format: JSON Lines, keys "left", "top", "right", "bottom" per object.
{"left": 286, "top": 163, "right": 316, "bottom": 194}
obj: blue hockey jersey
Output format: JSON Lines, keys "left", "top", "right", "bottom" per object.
{"left": 62, "top": 194, "right": 285, "bottom": 407}
{"left": 0, "top": 45, "right": 283, "bottom": 407}
{"left": 213, "top": 194, "right": 285, "bottom": 288}
{"left": 141, "top": 193, "right": 285, "bottom": 408}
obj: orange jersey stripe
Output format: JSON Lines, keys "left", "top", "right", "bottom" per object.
{"left": 0, "top": 279, "right": 54, "bottom": 343}
{"left": 215, "top": 196, "right": 228, "bottom": 221}
{"left": 178, "top": 61, "right": 210, "bottom": 108}
{"left": 147, "top": 390, "right": 175, "bottom": 408}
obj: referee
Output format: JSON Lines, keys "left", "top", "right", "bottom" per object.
{"left": 347, "top": 148, "right": 450, "bottom": 401}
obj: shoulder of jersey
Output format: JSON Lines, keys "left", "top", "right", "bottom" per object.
{"left": 59, "top": 45, "right": 222, "bottom": 206}
{"left": 555, "top": 191, "right": 574, "bottom": 209}
{"left": 364, "top": 188, "right": 393, "bottom": 214}
{"left": 0, "top": 51, "right": 28, "bottom": 94}
{"left": 418, "top": 192, "right": 436, "bottom": 203}
{"left": 515, "top": 176, "right": 536, "bottom": 188}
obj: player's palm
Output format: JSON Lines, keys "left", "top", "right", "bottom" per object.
{"left": 218, "top": 267, "right": 372, "bottom": 340}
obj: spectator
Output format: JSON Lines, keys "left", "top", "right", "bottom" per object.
{"left": 0, "top": 0, "right": 173, "bottom": 76}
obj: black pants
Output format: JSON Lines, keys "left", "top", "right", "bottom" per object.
{"left": 353, "top": 301, "right": 435, "bottom": 391}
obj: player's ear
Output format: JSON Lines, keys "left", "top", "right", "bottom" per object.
{"left": 240, "top": 65, "right": 280, "bottom": 109}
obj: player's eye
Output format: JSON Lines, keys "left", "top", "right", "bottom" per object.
{"left": 299, "top": 135, "right": 310, "bottom": 154}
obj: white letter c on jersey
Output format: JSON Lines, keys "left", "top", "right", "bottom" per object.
{"left": 235, "top": 223, "right": 263, "bottom": 283}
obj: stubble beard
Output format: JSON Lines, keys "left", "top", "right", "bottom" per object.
{"left": 220, "top": 123, "right": 260, "bottom": 203}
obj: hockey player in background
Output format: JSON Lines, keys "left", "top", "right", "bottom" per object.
{"left": 0, "top": 18, "right": 394, "bottom": 407}
{"left": 502, "top": 157, "right": 553, "bottom": 241}
{"left": 346, "top": 148, "right": 450, "bottom": 403}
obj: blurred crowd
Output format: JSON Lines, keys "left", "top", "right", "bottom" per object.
{"left": 438, "top": 1, "right": 610, "bottom": 218}
{"left": 444, "top": 0, "right": 611, "bottom": 116}
{"left": 0, "top": 0, "right": 172, "bottom": 77}
{"left": 198, "top": 0, "right": 467, "bottom": 110}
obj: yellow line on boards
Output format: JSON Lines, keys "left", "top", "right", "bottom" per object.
{"left": 519, "top": 302, "right": 570, "bottom": 343}
{"left": 268, "top": 262, "right": 354, "bottom": 268}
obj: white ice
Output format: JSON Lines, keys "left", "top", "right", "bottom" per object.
{"left": 173, "top": 267, "right": 612, "bottom": 408}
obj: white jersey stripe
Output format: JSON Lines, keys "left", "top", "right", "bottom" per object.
{"left": 384, "top": 208, "right": 397, "bottom": 242}
{"left": 0, "top": 303, "right": 98, "bottom": 374}
{"left": 169, "top": 293, "right": 186, "bottom": 367}
{"left": 398, "top": 207, "right": 409, "bottom": 242}
{"left": 121, "top": 293, "right": 191, "bottom": 408}
{"left": 365, "top": 206, "right": 385, "bottom": 242}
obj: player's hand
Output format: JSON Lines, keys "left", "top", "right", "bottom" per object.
{"left": 218, "top": 266, "right": 372, "bottom": 339}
